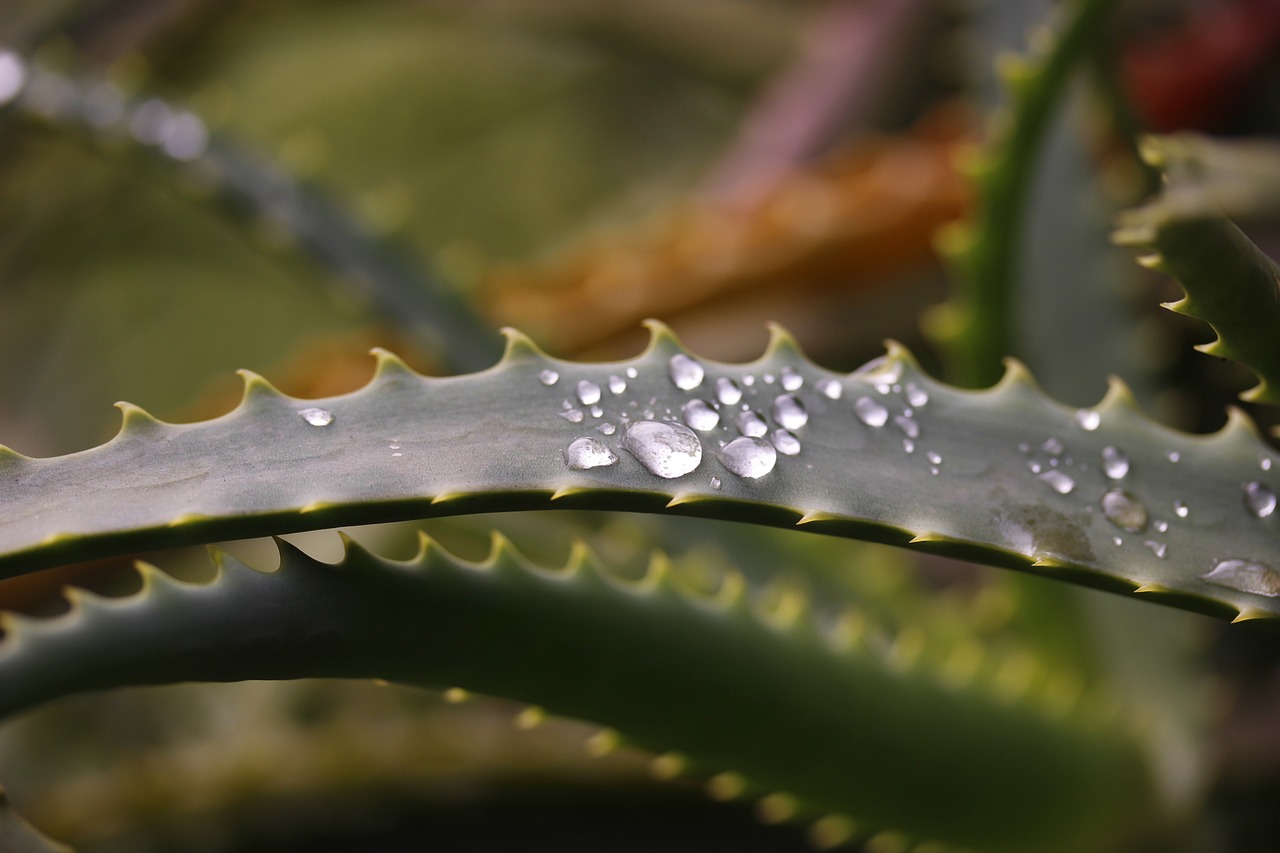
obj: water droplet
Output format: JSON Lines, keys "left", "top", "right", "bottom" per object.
{"left": 299, "top": 407, "right": 333, "bottom": 427}
{"left": 577, "top": 380, "right": 601, "bottom": 406}
{"left": 763, "top": 373, "right": 776, "bottom": 385}
{"left": 718, "top": 436, "right": 777, "bottom": 479}
{"left": 683, "top": 399, "right": 720, "bottom": 431}
{"left": 1244, "top": 481, "right": 1277, "bottom": 518}
{"left": 538, "top": 369, "right": 559, "bottom": 386}
{"left": 853, "top": 396, "right": 888, "bottom": 427}
{"left": 1027, "top": 461, "right": 1043, "bottom": 474}
{"left": 1101, "top": 446, "right": 1129, "bottom": 480}
{"left": 597, "top": 423, "right": 616, "bottom": 436}
{"left": 905, "top": 383, "right": 929, "bottom": 407}
{"left": 1075, "top": 409, "right": 1100, "bottom": 431}
{"left": 621, "top": 421, "right": 702, "bottom": 478}
{"left": 669, "top": 354, "right": 705, "bottom": 390}
{"left": 1101, "top": 488, "right": 1148, "bottom": 533}
{"left": 1039, "top": 470, "right": 1075, "bottom": 494}
{"left": 0, "top": 51, "right": 27, "bottom": 106}
{"left": 816, "top": 378, "right": 842, "bottom": 400}
{"left": 1042, "top": 438, "right": 1064, "bottom": 456}
{"left": 1262, "top": 457, "right": 1273, "bottom": 472}
{"left": 609, "top": 375, "right": 626, "bottom": 394}
{"left": 893, "top": 415, "right": 920, "bottom": 439}
{"left": 780, "top": 367, "right": 803, "bottom": 391}
{"left": 590, "top": 405, "right": 604, "bottom": 418}
{"left": 1144, "top": 540, "right": 1167, "bottom": 559}
{"left": 742, "top": 375, "right": 755, "bottom": 387}
{"left": 771, "top": 394, "right": 808, "bottom": 429}
{"left": 710, "top": 476, "right": 722, "bottom": 490}
{"left": 926, "top": 451, "right": 942, "bottom": 465}
{"left": 1174, "top": 500, "right": 1190, "bottom": 519}
{"left": 856, "top": 356, "right": 902, "bottom": 393}
{"left": 626, "top": 367, "right": 638, "bottom": 379}
{"left": 565, "top": 437, "right": 618, "bottom": 470}
{"left": 715, "top": 377, "right": 742, "bottom": 405}
{"left": 737, "top": 410, "right": 768, "bottom": 438}
{"left": 772, "top": 429, "right": 801, "bottom": 456}
{"left": 1113, "top": 536, "right": 1124, "bottom": 547}
{"left": 1154, "top": 520, "right": 1168, "bottom": 533}
{"left": 1017, "top": 442, "right": 1031, "bottom": 454}
{"left": 1166, "top": 450, "right": 1181, "bottom": 463}
{"left": 1203, "top": 559, "right": 1280, "bottom": 597}
{"left": 902, "top": 439, "right": 915, "bottom": 454}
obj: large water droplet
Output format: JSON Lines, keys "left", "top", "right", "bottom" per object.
{"left": 780, "top": 367, "right": 803, "bottom": 391}
{"left": 1038, "top": 470, "right": 1075, "bottom": 494}
{"left": 669, "top": 354, "right": 704, "bottom": 390}
{"left": 853, "top": 396, "right": 888, "bottom": 427}
{"left": 564, "top": 437, "right": 618, "bottom": 470}
{"left": 715, "top": 377, "right": 742, "bottom": 405}
{"left": 737, "top": 410, "right": 768, "bottom": 438}
{"left": 1101, "top": 488, "right": 1148, "bottom": 533}
{"left": 771, "top": 394, "right": 808, "bottom": 429}
{"left": 683, "top": 399, "right": 720, "bottom": 431}
{"left": 772, "top": 429, "right": 801, "bottom": 456}
{"left": 905, "top": 383, "right": 929, "bottom": 408}
{"left": 1203, "top": 559, "right": 1280, "bottom": 597}
{"left": 299, "top": 407, "right": 333, "bottom": 427}
{"left": 621, "top": 421, "right": 701, "bottom": 478}
{"left": 577, "top": 380, "right": 601, "bottom": 406}
{"left": 538, "top": 369, "right": 559, "bottom": 386}
{"left": 609, "top": 374, "right": 626, "bottom": 394}
{"left": 718, "top": 436, "right": 777, "bottom": 479}
{"left": 1074, "top": 409, "right": 1100, "bottom": 431}
{"left": 816, "top": 378, "right": 842, "bottom": 400}
{"left": 1244, "top": 481, "right": 1277, "bottom": 518}
{"left": 1101, "top": 446, "right": 1129, "bottom": 480}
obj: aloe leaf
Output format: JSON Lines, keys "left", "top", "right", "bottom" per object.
{"left": 0, "top": 535, "right": 1157, "bottom": 852}
{"left": 1, "top": 323, "right": 1277, "bottom": 621}
{"left": 1114, "top": 135, "right": 1280, "bottom": 406}
{"left": 0, "top": 790, "right": 71, "bottom": 853}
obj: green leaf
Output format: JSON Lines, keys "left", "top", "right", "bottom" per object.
{"left": 2, "top": 324, "right": 1277, "bottom": 621}
{"left": 0, "top": 535, "right": 1157, "bottom": 853}
{"left": 1114, "top": 135, "right": 1280, "bottom": 406}
{"left": 0, "top": 790, "right": 72, "bottom": 853}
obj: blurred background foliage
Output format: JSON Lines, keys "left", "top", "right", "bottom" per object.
{"left": 1, "top": 0, "right": 1279, "bottom": 850}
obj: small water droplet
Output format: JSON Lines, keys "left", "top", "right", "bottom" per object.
{"left": 590, "top": 405, "right": 604, "bottom": 418}
{"left": 772, "top": 429, "right": 801, "bottom": 455}
{"left": 1101, "top": 488, "right": 1149, "bottom": 533}
{"left": 1017, "top": 442, "right": 1031, "bottom": 454}
{"left": 771, "top": 394, "right": 808, "bottom": 429}
{"left": 1154, "top": 520, "right": 1168, "bottom": 533}
{"left": 718, "top": 436, "right": 777, "bottom": 479}
{"left": 668, "top": 355, "right": 704, "bottom": 390}
{"left": 621, "top": 421, "right": 702, "bottom": 478}
{"left": 1042, "top": 437, "right": 1064, "bottom": 456}
{"left": 577, "top": 379, "right": 601, "bottom": 405}
{"left": 392, "top": 452, "right": 402, "bottom": 457}
{"left": 1166, "top": 450, "right": 1181, "bottom": 463}
{"left": 683, "top": 399, "right": 720, "bottom": 431}
{"left": 926, "top": 451, "right": 942, "bottom": 465}
{"left": 538, "top": 369, "right": 559, "bottom": 386}
{"left": 1174, "top": 500, "right": 1190, "bottom": 518}
{"left": 564, "top": 437, "right": 618, "bottom": 470}
{"left": 1101, "top": 446, "right": 1129, "bottom": 480}
{"left": 609, "top": 374, "right": 626, "bottom": 394}
{"left": 560, "top": 409, "right": 585, "bottom": 423}
{"left": 816, "top": 378, "right": 842, "bottom": 400}
{"left": 1113, "top": 536, "right": 1123, "bottom": 547}
{"left": 710, "top": 476, "right": 722, "bottom": 490}
{"left": 1262, "top": 457, "right": 1273, "bottom": 472}
{"left": 1203, "top": 559, "right": 1280, "bottom": 596}
{"left": 763, "top": 373, "right": 776, "bottom": 385}
{"left": 1144, "top": 540, "right": 1167, "bottom": 559}
{"left": 893, "top": 415, "right": 920, "bottom": 439}
{"left": 626, "top": 367, "right": 638, "bottom": 379}
{"left": 1027, "top": 461, "right": 1043, "bottom": 474}
{"left": 930, "top": 467, "right": 940, "bottom": 476}
{"left": 1244, "top": 481, "right": 1277, "bottom": 518}
{"left": 902, "top": 438, "right": 915, "bottom": 454}
{"left": 1039, "top": 470, "right": 1075, "bottom": 494}
{"left": 597, "top": 423, "right": 616, "bottom": 435}
{"left": 743, "top": 375, "right": 755, "bottom": 387}
{"left": 905, "top": 383, "right": 929, "bottom": 407}
{"left": 853, "top": 396, "right": 889, "bottom": 427}
{"left": 299, "top": 407, "right": 333, "bottom": 427}
{"left": 715, "top": 377, "right": 742, "bottom": 405}
{"left": 780, "top": 367, "right": 803, "bottom": 391}
{"left": 737, "top": 410, "right": 768, "bottom": 438}
{"left": 1075, "top": 409, "right": 1100, "bottom": 431}
{"left": 856, "top": 355, "right": 902, "bottom": 392}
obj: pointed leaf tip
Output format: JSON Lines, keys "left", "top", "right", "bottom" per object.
{"left": 640, "top": 318, "right": 683, "bottom": 355}
{"left": 235, "top": 368, "right": 283, "bottom": 401}
{"left": 114, "top": 400, "right": 163, "bottom": 432}
{"left": 994, "top": 357, "right": 1037, "bottom": 393}
{"left": 369, "top": 347, "right": 416, "bottom": 379}
{"left": 763, "top": 322, "right": 803, "bottom": 359}
{"left": 498, "top": 327, "right": 545, "bottom": 362}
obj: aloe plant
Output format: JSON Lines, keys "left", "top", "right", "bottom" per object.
{"left": 2, "top": 2, "right": 1279, "bottom": 851}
